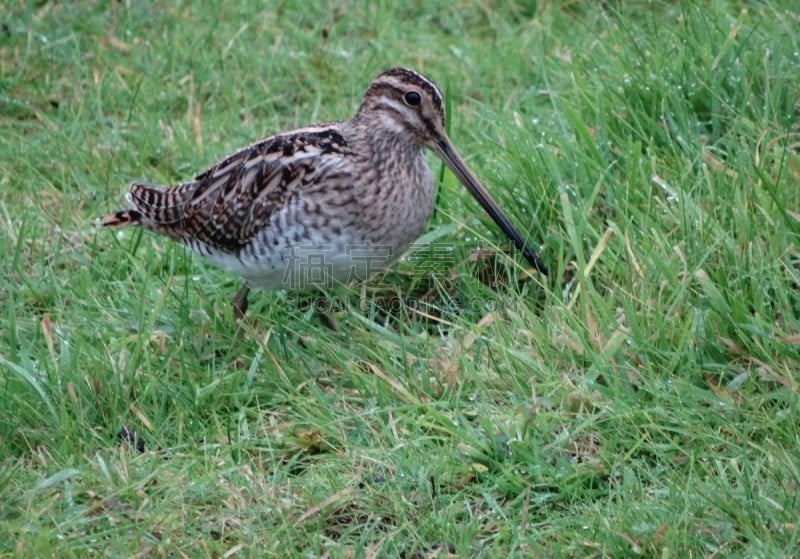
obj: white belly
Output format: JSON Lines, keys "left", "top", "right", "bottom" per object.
{"left": 201, "top": 235, "right": 408, "bottom": 291}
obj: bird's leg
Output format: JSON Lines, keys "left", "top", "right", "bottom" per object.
{"left": 313, "top": 296, "right": 341, "bottom": 332}
{"left": 232, "top": 283, "right": 251, "bottom": 323}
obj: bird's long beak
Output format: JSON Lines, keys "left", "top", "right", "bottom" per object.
{"left": 432, "top": 136, "right": 548, "bottom": 275}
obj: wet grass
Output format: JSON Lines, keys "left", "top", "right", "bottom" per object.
{"left": 1, "top": 1, "right": 799, "bottom": 557}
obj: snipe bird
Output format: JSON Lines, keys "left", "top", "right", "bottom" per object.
{"left": 99, "top": 67, "right": 547, "bottom": 320}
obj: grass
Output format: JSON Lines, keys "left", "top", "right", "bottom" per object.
{"left": 1, "top": 0, "right": 799, "bottom": 557}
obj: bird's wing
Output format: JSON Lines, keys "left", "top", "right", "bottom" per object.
{"left": 126, "top": 125, "right": 355, "bottom": 251}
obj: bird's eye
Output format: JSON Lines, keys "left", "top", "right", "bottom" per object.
{"left": 404, "top": 91, "right": 422, "bottom": 106}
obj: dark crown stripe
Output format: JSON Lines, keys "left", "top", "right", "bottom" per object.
{"left": 369, "top": 68, "right": 444, "bottom": 114}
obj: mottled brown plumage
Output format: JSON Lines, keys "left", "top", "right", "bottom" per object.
{"left": 100, "top": 67, "right": 547, "bottom": 320}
